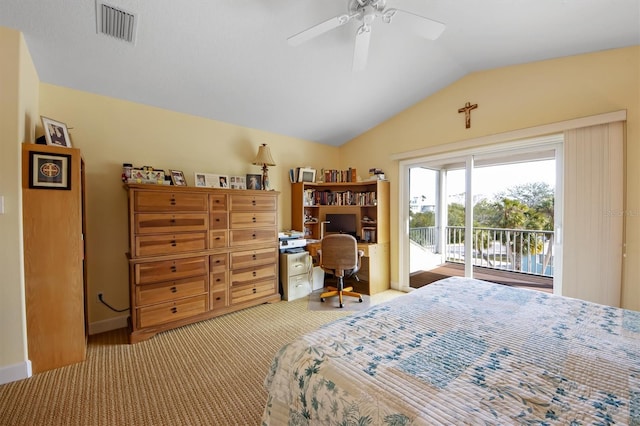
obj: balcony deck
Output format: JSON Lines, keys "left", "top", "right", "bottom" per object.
{"left": 410, "top": 262, "right": 553, "bottom": 293}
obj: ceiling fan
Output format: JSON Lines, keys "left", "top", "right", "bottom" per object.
{"left": 287, "top": 0, "right": 446, "bottom": 72}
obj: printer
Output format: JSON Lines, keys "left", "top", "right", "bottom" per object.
{"left": 278, "top": 230, "right": 306, "bottom": 252}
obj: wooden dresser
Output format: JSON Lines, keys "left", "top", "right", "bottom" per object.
{"left": 125, "top": 184, "right": 280, "bottom": 343}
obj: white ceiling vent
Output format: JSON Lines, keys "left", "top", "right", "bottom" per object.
{"left": 95, "top": 1, "right": 137, "bottom": 44}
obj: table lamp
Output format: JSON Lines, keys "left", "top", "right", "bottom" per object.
{"left": 252, "top": 143, "right": 276, "bottom": 190}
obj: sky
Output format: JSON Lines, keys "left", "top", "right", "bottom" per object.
{"left": 411, "top": 159, "right": 556, "bottom": 204}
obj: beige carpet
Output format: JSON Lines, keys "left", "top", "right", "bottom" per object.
{"left": 0, "top": 289, "right": 404, "bottom": 426}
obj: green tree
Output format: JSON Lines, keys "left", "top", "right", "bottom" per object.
{"left": 494, "top": 198, "right": 544, "bottom": 271}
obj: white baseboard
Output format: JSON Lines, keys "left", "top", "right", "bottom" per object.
{"left": 89, "top": 315, "right": 129, "bottom": 335}
{"left": 0, "top": 361, "right": 32, "bottom": 385}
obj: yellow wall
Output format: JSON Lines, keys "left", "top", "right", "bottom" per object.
{"left": 0, "top": 27, "right": 39, "bottom": 378}
{"left": 341, "top": 46, "right": 640, "bottom": 311}
{"left": 38, "top": 85, "right": 339, "bottom": 326}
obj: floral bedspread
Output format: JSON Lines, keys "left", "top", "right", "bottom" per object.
{"left": 262, "top": 277, "right": 640, "bottom": 425}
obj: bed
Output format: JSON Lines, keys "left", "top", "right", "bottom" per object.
{"left": 262, "top": 276, "right": 640, "bottom": 425}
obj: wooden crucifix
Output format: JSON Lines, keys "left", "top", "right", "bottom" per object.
{"left": 458, "top": 101, "right": 478, "bottom": 129}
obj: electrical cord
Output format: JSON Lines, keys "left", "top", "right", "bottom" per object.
{"left": 98, "top": 294, "right": 130, "bottom": 313}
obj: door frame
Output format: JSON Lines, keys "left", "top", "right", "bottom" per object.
{"left": 399, "top": 134, "right": 564, "bottom": 292}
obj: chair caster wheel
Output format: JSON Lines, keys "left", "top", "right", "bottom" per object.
{"left": 320, "top": 298, "right": 325, "bottom": 303}
{"left": 358, "top": 298, "right": 363, "bottom": 303}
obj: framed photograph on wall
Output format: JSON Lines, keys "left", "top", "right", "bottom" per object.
{"left": 246, "top": 174, "right": 262, "bottom": 190}
{"left": 298, "top": 167, "right": 316, "bottom": 183}
{"left": 41, "top": 116, "right": 72, "bottom": 148}
{"left": 169, "top": 170, "right": 187, "bottom": 186}
{"left": 29, "top": 151, "right": 72, "bottom": 190}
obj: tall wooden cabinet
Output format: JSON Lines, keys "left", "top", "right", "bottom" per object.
{"left": 125, "top": 184, "right": 280, "bottom": 343}
{"left": 22, "top": 143, "right": 87, "bottom": 373}
{"left": 291, "top": 180, "right": 390, "bottom": 294}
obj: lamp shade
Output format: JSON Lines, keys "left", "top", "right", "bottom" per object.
{"left": 252, "top": 143, "right": 276, "bottom": 166}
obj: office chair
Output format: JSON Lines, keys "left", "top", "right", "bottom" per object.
{"left": 318, "top": 234, "right": 364, "bottom": 308}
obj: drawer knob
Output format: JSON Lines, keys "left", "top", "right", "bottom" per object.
{"left": 252, "top": 271, "right": 257, "bottom": 277}
{"left": 252, "top": 217, "right": 257, "bottom": 222}
{"left": 215, "top": 218, "right": 220, "bottom": 222}
{"left": 170, "top": 286, "right": 177, "bottom": 293}
{"left": 252, "top": 254, "right": 257, "bottom": 259}
{"left": 171, "top": 240, "right": 177, "bottom": 247}
{"left": 215, "top": 237, "right": 221, "bottom": 241}
{"left": 170, "top": 199, "right": 176, "bottom": 205}
{"left": 215, "top": 199, "right": 220, "bottom": 204}
{"left": 215, "top": 260, "right": 221, "bottom": 264}
{"left": 171, "top": 307, "right": 178, "bottom": 314}
{"left": 216, "top": 278, "right": 221, "bottom": 283}
{"left": 215, "top": 296, "right": 221, "bottom": 301}
{"left": 252, "top": 288, "right": 257, "bottom": 294}
{"left": 252, "top": 233, "right": 256, "bottom": 239}
{"left": 170, "top": 266, "right": 177, "bottom": 272}
{"left": 251, "top": 200, "right": 256, "bottom": 205}
{"left": 170, "top": 219, "right": 176, "bottom": 224}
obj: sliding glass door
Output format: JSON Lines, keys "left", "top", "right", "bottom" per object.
{"left": 404, "top": 142, "right": 560, "bottom": 291}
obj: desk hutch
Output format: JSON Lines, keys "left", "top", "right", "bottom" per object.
{"left": 291, "top": 180, "right": 390, "bottom": 294}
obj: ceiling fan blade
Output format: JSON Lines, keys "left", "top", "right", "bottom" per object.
{"left": 387, "top": 8, "right": 446, "bottom": 40}
{"left": 352, "top": 24, "right": 371, "bottom": 73}
{"left": 288, "top": 13, "right": 357, "bottom": 47}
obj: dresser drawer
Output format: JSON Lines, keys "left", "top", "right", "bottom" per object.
{"left": 230, "top": 263, "right": 276, "bottom": 285}
{"left": 135, "top": 276, "right": 208, "bottom": 306}
{"left": 209, "top": 194, "right": 228, "bottom": 211}
{"left": 209, "top": 212, "right": 228, "bottom": 229}
{"left": 230, "top": 194, "right": 276, "bottom": 211}
{"left": 209, "top": 230, "right": 228, "bottom": 248}
{"left": 135, "top": 213, "right": 208, "bottom": 234}
{"left": 210, "top": 271, "right": 227, "bottom": 290}
{"left": 135, "top": 256, "right": 208, "bottom": 285}
{"left": 135, "top": 191, "right": 207, "bottom": 212}
{"left": 210, "top": 290, "right": 228, "bottom": 311}
{"left": 231, "top": 279, "right": 277, "bottom": 305}
{"left": 135, "top": 232, "right": 207, "bottom": 257}
{"left": 137, "top": 294, "right": 208, "bottom": 328}
{"left": 209, "top": 253, "right": 228, "bottom": 272}
{"left": 229, "top": 228, "right": 277, "bottom": 247}
{"left": 229, "top": 211, "right": 276, "bottom": 229}
{"left": 230, "top": 247, "right": 278, "bottom": 270}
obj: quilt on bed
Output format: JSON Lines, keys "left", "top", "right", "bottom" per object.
{"left": 262, "top": 276, "right": 640, "bottom": 425}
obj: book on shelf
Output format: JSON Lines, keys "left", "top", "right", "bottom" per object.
{"left": 321, "top": 168, "right": 357, "bottom": 183}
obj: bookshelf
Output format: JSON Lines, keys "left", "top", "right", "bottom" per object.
{"left": 291, "top": 180, "right": 390, "bottom": 294}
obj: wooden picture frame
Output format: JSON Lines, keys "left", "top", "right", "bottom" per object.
{"left": 29, "top": 151, "right": 72, "bottom": 190}
{"left": 298, "top": 167, "right": 316, "bottom": 183}
{"left": 169, "top": 170, "right": 187, "bottom": 186}
{"left": 41, "top": 116, "right": 72, "bottom": 148}
{"left": 246, "top": 174, "right": 262, "bottom": 190}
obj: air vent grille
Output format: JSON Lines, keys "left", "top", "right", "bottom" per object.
{"left": 96, "top": 2, "right": 137, "bottom": 44}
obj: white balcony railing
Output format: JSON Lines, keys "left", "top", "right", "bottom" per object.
{"left": 409, "top": 226, "right": 554, "bottom": 277}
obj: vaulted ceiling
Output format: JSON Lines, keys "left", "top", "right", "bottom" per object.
{"left": 1, "top": 0, "right": 638, "bottom": 146}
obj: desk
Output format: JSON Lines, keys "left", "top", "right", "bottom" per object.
{"left": 306, "top": 241, "right": 390, "bottom": 295}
